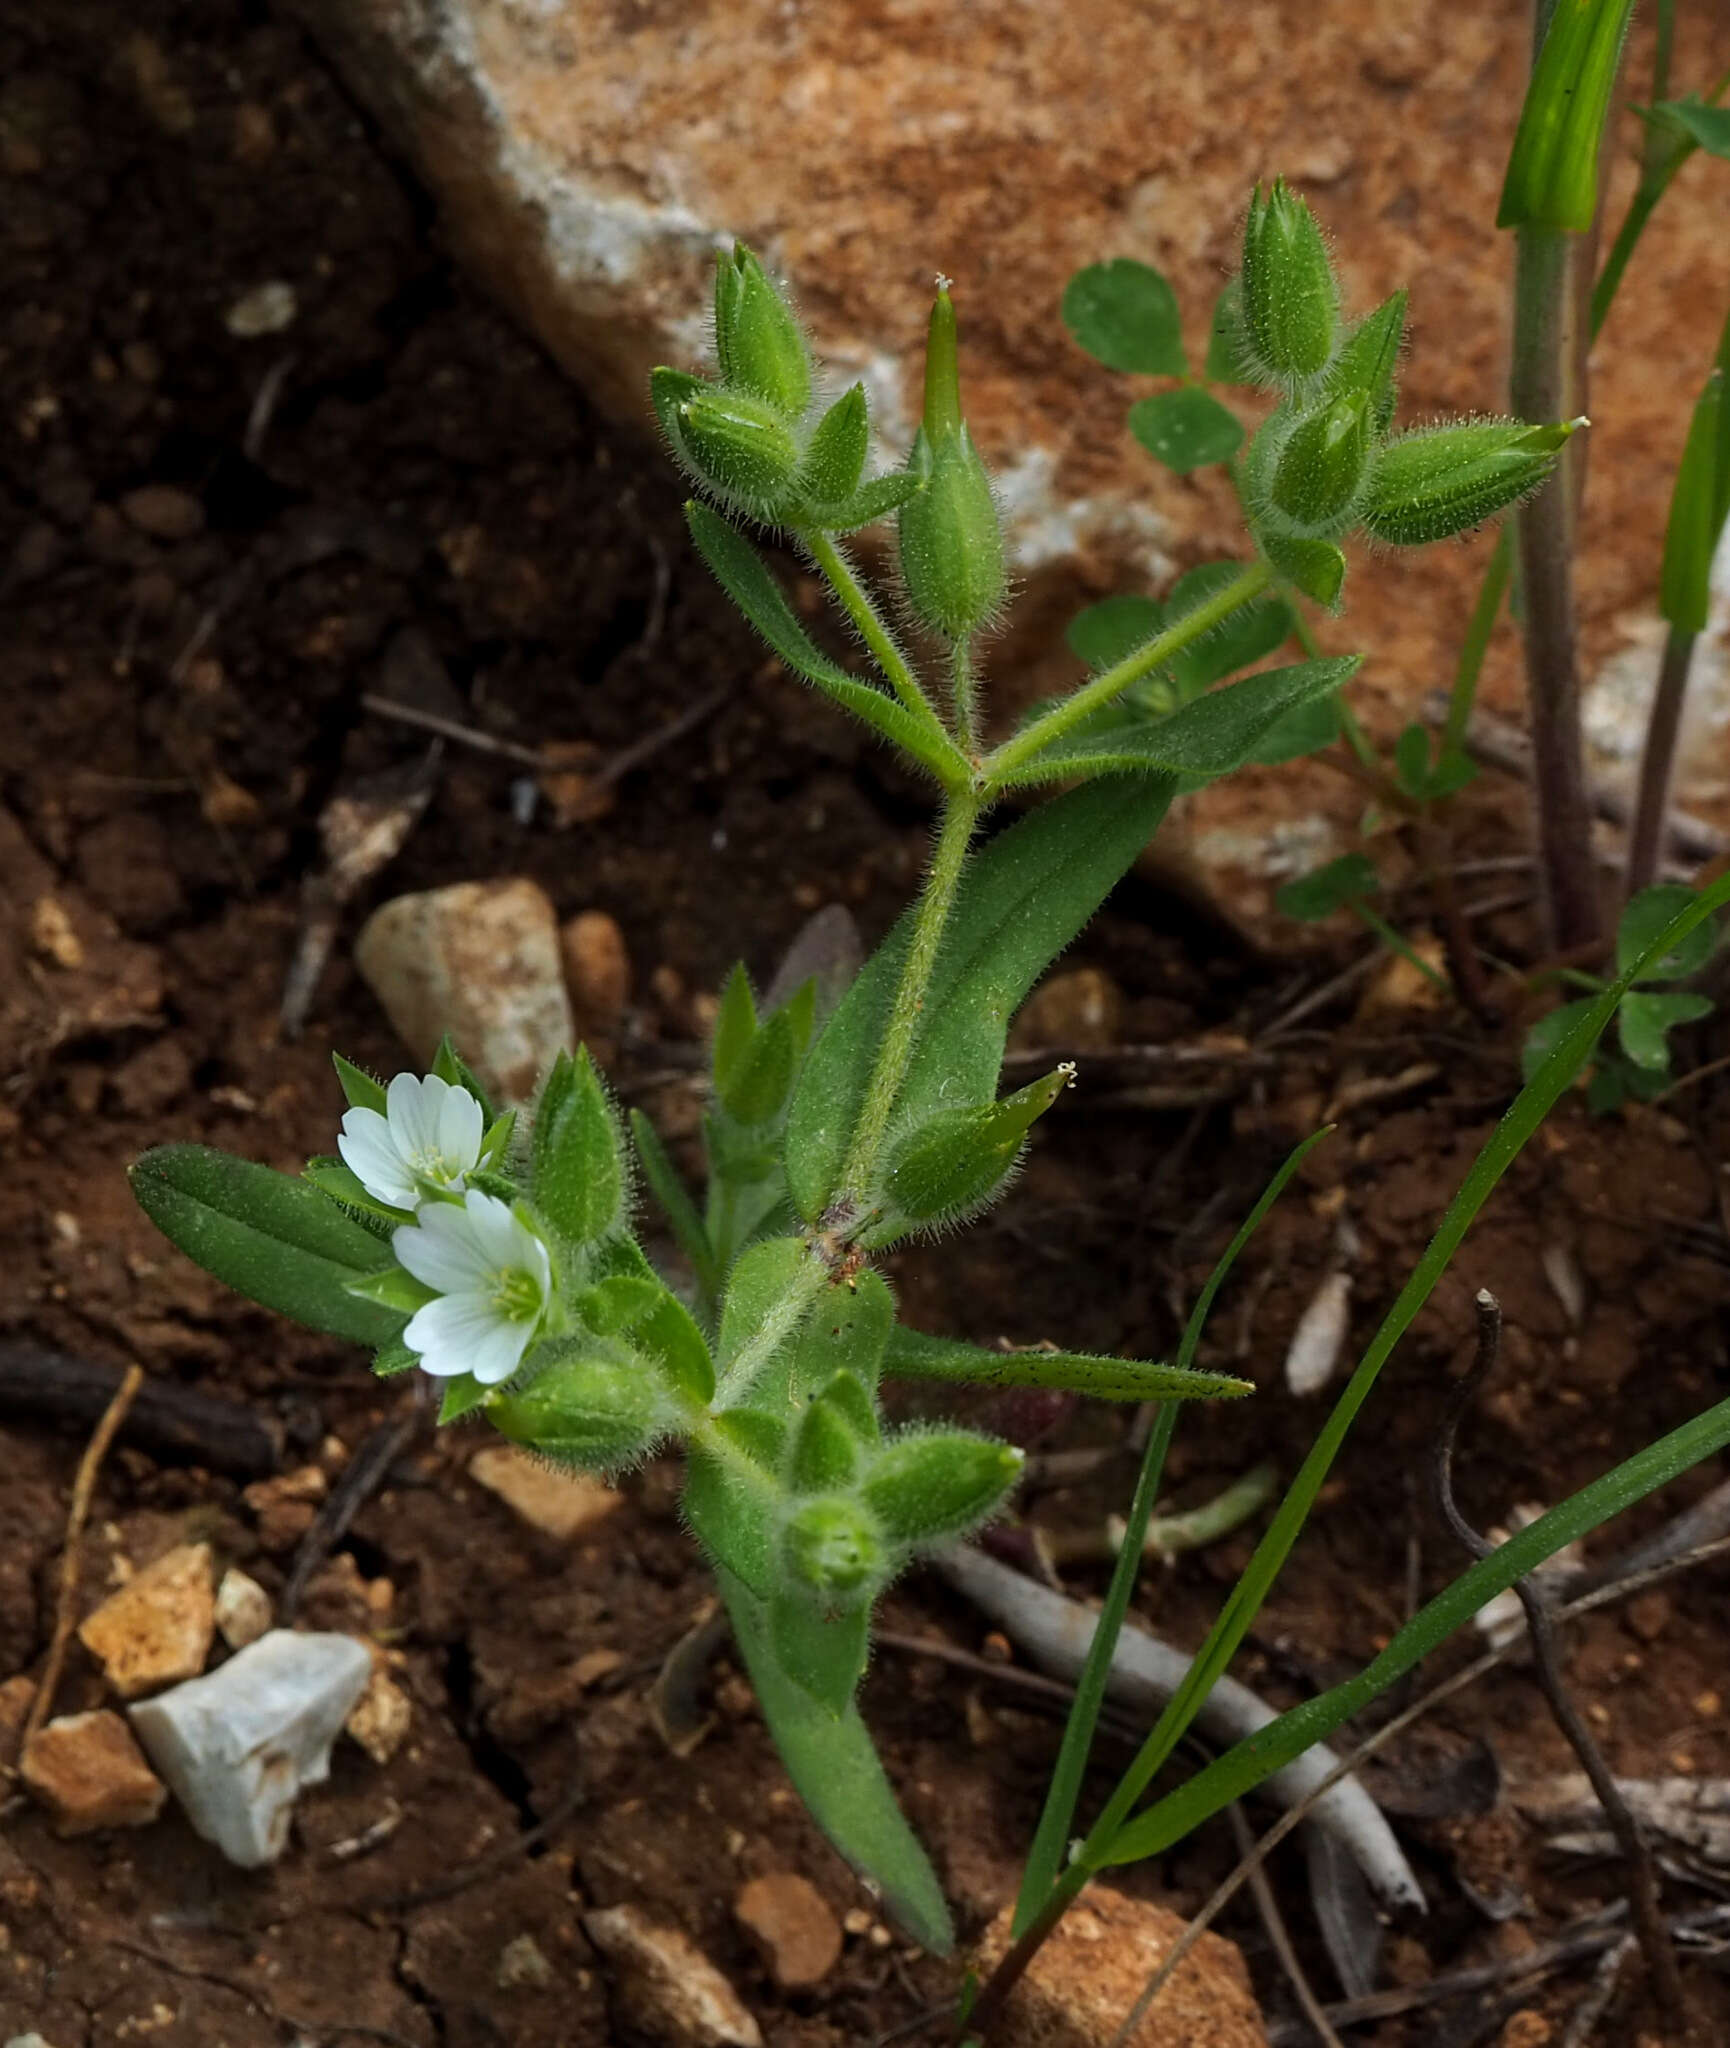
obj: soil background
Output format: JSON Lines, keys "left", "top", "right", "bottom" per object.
{"left": 4, "top": 4, "right": 1730, "bottom": 2046}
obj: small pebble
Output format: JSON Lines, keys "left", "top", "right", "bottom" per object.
{"left": 496, "top": 1932, "right": 555, "bottom": 1991}
{"left": 224, "top": 280, "right": 297, "bottom": 337}
{"left": 733, "top": 1872, "right": 842, "bottom": 1990}
{"left": 118, "top": 484, "right": 204, "bottom": 542}
{"left": 214, "top": 1568, "right": 273, "bottom": 1650}
{"left": 20, "top": 1710, "right": 167, "bottom": 1835}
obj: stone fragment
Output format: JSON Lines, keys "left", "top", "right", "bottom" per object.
{"left": 1011, "top": 967, "right": 1123, "bottom": 1055}
{"left": 78, "top": 1542, "right": 215, "bottom": 1700}
{"left": 971, "top": 1884, "right": 1268, "bottom": 2047}
{"left": 214, "top": 1568, "right": 273, "bottom": 1650}
{"left": 19, "top": 1710, "right": 167, "bottom": 1835}
{"left": 345, "top": 1658, "right": 412, "bottom": 1764}
{"left": 118, "top": 485, "right": 204, "bottom": 541}
{"left": 224, "top": 280, "right": 298, "bottom": 337}
{"left": 561, "top": 909, "right": 631, "bottom": 1062}
{"left": 732, "top": 1872, "right": 842, "bottom": 1991}
{"left": 584, "top": 1904, "right": 763, "bottom": 2048}
{"left": 496, "top": 1932, "right": 556, "bottom": 1990}
{"left": 470, "top": 1445, "right": 622, "bottom": 1541}
{"left": 128, "top": 1629, "right": 372, "bottom": 1867}
{"left": 242, "top": 1464, "right": 328, "bottom": 1551}
{"left": 355, "top": 878, "right": 574, "bottom": 1104}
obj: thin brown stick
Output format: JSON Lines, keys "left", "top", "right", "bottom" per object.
{"left": 22, "top": 1363, "right": 144, "bottom": 1753}
{"left": 1227, "top": 1803, "right": 1344, "bottom": 2048}
{"left": 279, "top": 1406, "right": 422, "bottom": 1623}
{"left": 1435, "top": 1291, "right": 1682, "bottom": 2024}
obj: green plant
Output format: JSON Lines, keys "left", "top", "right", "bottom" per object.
{"left": 1521, "top": 882, "right": 1720, "bottom": 1110}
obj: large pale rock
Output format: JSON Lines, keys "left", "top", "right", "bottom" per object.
{"left": 129, "top": 1629, "right": 372, "bottom": 1867}
{"left": 354, "top": 878, "right": 573, "bottom": 1105}
{"left": 972, "top": 1885, "right": 1267, "bottom": 2047}
{"left": 283, "top": 0, "right": 1730, "bottom": 918}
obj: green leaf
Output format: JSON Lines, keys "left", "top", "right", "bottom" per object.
{"left": 798, "top": 384, "right": 868, "bottom": 507}
{"left": 1275, "top": 851, "right": 1379, "bottom": 922}
{"left": 685, "top": 501, "right": 965, "bottom": 781}
{"left": 1061, "top": 259, "right": 1185, "bottom": 376}
{"left": 785, "top": 776, "right": 1182, "bottom": 1220}
{"left": 533, "top": 1048, "right": 627, "bottom": 1246}
{"left": 438, "top": 1374, "right": 491, "bottom": 1424}
{"left": 787, "top": 1267, "right": 895, "bottom": 1401}
{"left": 431, "top": 1036, "right": 496, "bottom": 1123}
{"left": 1391, "top": 723, "right": 1478, "bottom": 801}
{"left": 1617, "top": 883, "right": 1717, "bottom": 981}
{"left": 332, "top": 1052, "right": 387, "bottom": 1114}
{"left": 302, "top": 1157, "right": 412, "bottom": 1228}
{"left": 372, "top": 1334, "right": 419, "bottom": 1377}
{"left": 712, "top": 964, "right": 758, "bottom": 1095}
{"left": 130, "top": 1145, "right": 404, "bottom": 1347}
{"left": 715, "top": 1235, "right": 815, "bottom": 1403}
{"left": 1660, "top": 365, "right": 1730, "bottom": 633}
{"left": 1204, "top": 284, "right": 1247, "bottom": 383}
{"left": 719, "top": 1570, "right": 954, "bottom": 1953}
{"left": 824, "top": 472, "right": 924, "bottom": 532}
{"left": 768, "top": 1589, "right": 871, "bottom": 1717}
{"left": 344, "top": 1264, "right": 436, "bottom": 1313}
{"left": 1245, "top": 692, "right": 1340, "bottom": 766}
{"left": 1128, "top": 388, "right": 1243, "bottom": 474}
{"left": 1065, "top": 594, "right": 1163, "bottom": 673}
{"left": 882, "top": 1325, "right": 1250, "bottom": 1402}
{"left": 628, "top": 1110, "right": 721, "bottom": 1307}
{"left": 684, "top": 1424, "right": 781, "bottom": 1596}
{"left": 1520, "top": 995, "right": 1600, "bottom": 1083}
{"left": 1163, "top": 564, "right": 1293, "bottom": 695}
{"left": 636, "top": 1286, "right": 717, "bottom": 1408}
{"left": 1643, "top": 94, "right": 1730, "bottom": 160}
{"left": 1497, "top": 0, "right": 1637, "bottom": 231}
{"left": 1260, "top": 532, "right": 1347, "bottom": 608}
{"left": 998, "top": 658, "right": 1359, "bottom": 791}
{"left": 1618, "top": 989, "right": 1713, "bottom": 1072}
{"left": 718, "top": 1003, "right": 801, "bottom": 1126}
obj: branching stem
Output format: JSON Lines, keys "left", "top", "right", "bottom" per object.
{"left": 804, "top": 529, "right": 946, "bottom": 742}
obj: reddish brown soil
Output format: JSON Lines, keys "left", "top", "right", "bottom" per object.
{"left": 5, "top": 6, "right": 1730, "bottom": 2047}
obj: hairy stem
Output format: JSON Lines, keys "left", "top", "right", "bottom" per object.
{"left": 803, "top": 529, "right": 944, "bottom": 739}
{"left": 983, "top": 561, "right": 1273, "bottom": 788}
{"left": 1624, "top": 626, "right": 1698, "bottom": 900}
{"left": 1511, "top": 219, "right": 1601, "bottom": 951}
{"left": 839, "top": 791, "right": 982, "bottom": 1201}
{"left": 949, "top": 636, "right": 980, "bottom": 752}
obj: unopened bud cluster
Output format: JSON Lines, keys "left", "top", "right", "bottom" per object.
{"left": 1234, "top": 180, "right": 1579, "bottom": 604}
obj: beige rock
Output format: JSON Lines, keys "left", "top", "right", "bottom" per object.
{"left": 78, "top": 1542, "right": 215, "bottom": 1700}
{"left": 562, "top": 909, "right": 631, "bottom": 1062}
{"left": 118, "top": 484, "right": 204, "bottom": 542}
{"left": 355, "top": 878, "right": 573, "bottom": 1105}
{"left": 346, "top": 1658, "right": 413, "bottom": 1765}
{"left": 214, "top": 1568, "right": 273, "bottom": 1651}
{"left": 1011, "top": 967, "right": 1123, "bottom": 1054}
{"left": 971, "top": 1885, "right": 1267, "bottom": 2047}
{"left": 19, "top": 1711, "right": 167, "bottom": 1835}
{"left": 470, "top": 1445, "right": 622, "bottom": 1541}
{"left": 496, "top": 1932, "right": 556, "bottom": 1991}
{"left": 243, "top": 1464, "right": 328, "bottom": 1551}
{"left": 733, "top": 1872, "right": 842, "bottom": 1991}
{"left": 584, "top": 1904, "right": 762, "bottom": 2048}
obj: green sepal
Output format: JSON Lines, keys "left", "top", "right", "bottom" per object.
{"left": 130, "top": 1145, "right": 406, "bottom": 1347}
{"left": 713, "top": 244, "right": 812, "bottom": 417}
{"left": 490, "top": 1336, "right": 672, "bottom": 1471}
{"left": 712, "top": 964, "right": 758, "bottom": 1092}
{"left": 532, "top": 1048, "right": 627, "bottom": 1247}
{"left": 790, "top": 1394, "right": 864, "bottom": 1491}
{"left": 875, "top": 1066, "right": 1071, "bottom": 1234}
{"left": 651, "top": 366, "right": 709, "bottom": 454}
{"left": 1127, "top": 388, "right": 1243, "bottom": 474}
{"left": 1324, "top": 290, "right": 1405, "bottom": 435}
{"left": 718, "top": 1569, "right": 954, "bottom": 1953}
{"left": 479, "top": 1110, "right": 516, "bottom": 1170}
{"left": 1239, "top": 178, "right": 1339, "bottom": 388}
{"left": 1260, "top": 531, "right": 1347, "bottom": 608}
{"left": 685, "top": 501, "right": 967, "bottom": 781}
{"left": 1362, "top": 419, "right": 1578, "bottom": 547}
{"left": 861, "top": 1430, "right": 1023, "bottom": 1548}
{"left": 768, "top": 1587, "right": 871, "bottom": 1717}
{"left": 1061, "top": 258, "right": 1185, "bottom": 377}
{"left": 344, "top": 1264, "right": 436, "bottom": 1313}
{"left": 1617, "top": 883, "right": 1717, "bottom": 982}
{"left": 332, "top": 1052, "right": 387, "bottom": 1114}
{"left": 431, "top": 1036, "right": 495, "bottom": 1123}
{"left": 629, "top": 1109, "right": 721, "bottom": 1306}
{"left": 577, "top": 1274, "right": 666, "bottom": 1335}
{"left": 302, "top": 1157, "right": 413, "bottom": 1228}
{"left": 1618, "top": 990, "right": 1713, "bottom": 1073}
{"left": 372, "top": 1334, "right": 420, "bottom": 1377}
{"left": 813, "top": 1366, "right": 882, "bottom": 1445}
{"left": 882, "top": 1325, "right": 1252, "bottom": 1403}
{"left": 1497, "top": 0, "right": 1637, "bottom": 232}
{"left": 797, "top": 383, "right": 868, "bottom": 508}
{"left": 438, "top": 1374, "right": 491, "bottom": 1425}
{"left": 1204, "top": 283, "right": 1247, "bottom": 383}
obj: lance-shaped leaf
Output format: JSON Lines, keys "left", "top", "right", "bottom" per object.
{"left": 685, "top": 501, "right": 965, "bottom": 782}
{"left": 630, "top": 1109, "right": 721, "bottom": 1307}
{"left": 533, "top": 1048, "right": 627, "bottom": 1246}
{"left": 718, "top": 1570, "right": 954, "bottom": 1953}
{"left": 786, "top": 775, "right": 1182, "bottom": 1219}
{"left": 332, "top": 1051, "right": 387, "bottom": 1115}
{"left": 882, "top": 1324, "right": 1251, "bottom": 1402}
{"left": 684, "top": 1415, "right": 783, "bottom": 1598}
{"left": 768, "top": 1586, "right": 872, "bottom": 1718}
{"left": 785, "top": 1267, "right": 894, "bottom": 1402}
{"left": 994, "top": 658, "right": 1358, "bottom": 791}
{"left": 130, "top": 1145, "right": 404, "bottom": 1347}
{"left": 1659, "top": 348, "right": 1730, "bottom": 635}
{"left": 1498, "top": 0, "right": 1637, "bottom": 232}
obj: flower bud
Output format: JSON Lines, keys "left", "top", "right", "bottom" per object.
{"left": 861, "top": 1430, "right": 1023, "bottom": 1548}
{"left": 1324, "top": 290, "right": 1405, "bottom": 435}
{"left": 490, "top": 1340, "right": 670, "bottom": 1472}
{"left": 1362, "top": 417, "right": 1583, "bottom": 546}
{"left": 1269, "top": 388, "right": 1373, "bottom": 533}
{"left": 676, "top": 386, "right": 801, "bottom": 517}
{"left": 878, "top": 1065, "right": 1071, "bottom": 1233}
{"left": 1240, "top": 180, "right": 1339, "bottom": 389}
{"left": 713, "top": 244, "right": 812, "bottom": 418}
{"left": 896, "top": 287, "right": 1006, "bottom": 639}
{"left": 782, "top": 1496, "right": 885, "bottom": 1601}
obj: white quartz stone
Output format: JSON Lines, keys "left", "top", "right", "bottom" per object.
{"left": 128, "top": 1629, "right": 372, "bottom": 1867}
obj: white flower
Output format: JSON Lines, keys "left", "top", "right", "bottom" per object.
{"left": 394, "top": 1191, "right": 553, "bottom": 1384}
{"left": 339, "top": 1072, "right": 485, "bottom": 1210}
